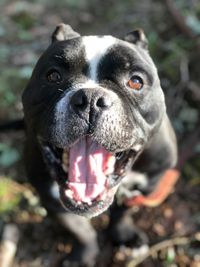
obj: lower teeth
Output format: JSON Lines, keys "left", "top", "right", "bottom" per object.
{"left": 62, "top": 150, "right": 69, "bottom": 173}
{"left": 65, "top": 189, "right": 73, "bottom": 199}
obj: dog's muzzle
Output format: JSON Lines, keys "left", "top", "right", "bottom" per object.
{"left": 70, "top": 88, "right": 113, "bottom": 125}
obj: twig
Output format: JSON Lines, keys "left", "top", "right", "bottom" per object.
{"left": 0, "top": 224, "right": 20, "bottom": 267}
{"left": 180, "top": 57, "right": 189, "bottom": 84}
{"left": 126, "top": 233, "right": 199, "bottom": 267}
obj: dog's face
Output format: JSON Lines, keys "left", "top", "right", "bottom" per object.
{"left": 22, "top": 24, "right": 166, "bottom": 217}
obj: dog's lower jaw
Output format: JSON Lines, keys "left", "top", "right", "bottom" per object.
{"left": 60, "top": 184, "right": 119, "bottom": 218}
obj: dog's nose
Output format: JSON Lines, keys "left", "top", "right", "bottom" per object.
{"left": 71, "top": 90, "right": 88, "bottom": 111}
{"left": 70, "top": 89, "right": 113, "bottom": 114}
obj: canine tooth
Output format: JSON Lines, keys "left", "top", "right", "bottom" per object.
{"left": 65, "top": 189, "right": 73, "bottom": 199}
{"left": 62, "top": 151, "right": 69, "bottom": 173}
{"left": 77, "top": 201, "right": 82, "bottom": 205}
{"left": 62, "top": 151, "right": 69, "bottom": 164}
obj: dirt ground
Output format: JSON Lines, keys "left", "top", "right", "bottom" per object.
{"left": 0, "top": 0, "right": 200, "bottom": 266}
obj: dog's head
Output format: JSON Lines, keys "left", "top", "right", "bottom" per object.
{"left": 22, "top": 24, "right": 166, "bottom": 217}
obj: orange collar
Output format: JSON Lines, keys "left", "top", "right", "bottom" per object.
{"left": 125, "top": 169, "right": 180, "bottom": 207}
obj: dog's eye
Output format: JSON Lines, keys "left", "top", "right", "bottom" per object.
{"left": 127, "top": 76, "right": 143, "bottom": 90}
{"left": 47, "top": 70, "right": 62, "bottom": 83}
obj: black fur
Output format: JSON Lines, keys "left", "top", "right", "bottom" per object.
{"left": 21, "top": 24, "right": 177, "bottom": 266}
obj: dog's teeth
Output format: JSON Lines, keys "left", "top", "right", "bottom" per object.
{"left": 62, "top": 150, "right": 69, "bottom": 172}
{"left": 77, "top": 201, "right": 82, "bottom": 205}
{"left": 62, "top": 151, "right": 69, "bottom": 164}
{"left": 65, "top": 189, "right": 73, "bottom": 199}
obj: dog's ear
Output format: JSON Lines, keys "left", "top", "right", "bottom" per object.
{"left": 52, "top": 23, "right": 80, "bottom": 42}
{"left": 124, "top": 29, "right": 148, "bottom": 50}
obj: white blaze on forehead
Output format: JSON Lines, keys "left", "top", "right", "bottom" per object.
{"left": 82, "top": 36, "right": 116, "bottom": 81}
{"left": 55, "top": 36, "right": 116, "bottom": 124}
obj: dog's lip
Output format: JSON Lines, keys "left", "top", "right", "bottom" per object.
{"left": 59, "top": 182, "right": 119, "bottom": 217}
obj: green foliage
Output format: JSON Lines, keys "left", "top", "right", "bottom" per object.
{"left": 0, "top": 178, "right": 22, "bottom": 214}
{"left": 0, "top": 67, "right": 31, "bottom": 117}
{"left": 165, "top": 247, "right": 176, "bottom": 265}
{"left": 0, "top": 143, "right": 20, "bottom": 167}
{"left": 11, "top": 11, "right": 36, "bottom": 30}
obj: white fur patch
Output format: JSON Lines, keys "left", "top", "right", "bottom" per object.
{"left": 82, "top": 36, "right": 116, "bottom": 81}
{"left": 55, "top": 90, "right": 73, "bottom": 121}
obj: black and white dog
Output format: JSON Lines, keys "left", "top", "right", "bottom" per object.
{"left": 22, "top": 24, "right": 177, "bottom": 266}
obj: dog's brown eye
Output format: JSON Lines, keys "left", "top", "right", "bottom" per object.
{"left": 127, "top": 76, "right": 143, "bottom": 90}
{"left": 47, "top": 70, "right": 62, "bottom": 83}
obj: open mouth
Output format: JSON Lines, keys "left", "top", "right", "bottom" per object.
{"left": 40, "top": 136, "right": 136, "bottom": 216}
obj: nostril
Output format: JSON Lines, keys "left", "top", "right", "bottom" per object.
{"left": 71, "top": 90, "right": 88, "bottom": 110}
{"left": 96, "top": 96, "right": 112, "bottom": 108}
{"left": 75, "top": 95, "right": 87, "bottom": 108}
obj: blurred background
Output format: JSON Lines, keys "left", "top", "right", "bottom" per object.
{"left": 0, "top": 0, "right": 200, "bottom": 266}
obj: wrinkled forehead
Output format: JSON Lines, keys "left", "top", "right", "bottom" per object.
{"left": 82, "top": 36, "right": 153, "bottom": 68}
{"left": 39, "top": 35, "right": 156, "bottom": 79}
{"left": 82, "top": 35, "right": 150, "bottom": 61}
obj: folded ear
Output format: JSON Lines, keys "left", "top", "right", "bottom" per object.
{"left": 52, "top": 23, "right": 80, "bottom": 42}
{"left": 124, "top": 29, "right": 148, "bottom": 50}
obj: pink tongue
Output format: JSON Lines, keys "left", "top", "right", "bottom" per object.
{"left": 68, "top": 137, "right": 115, "bottom": 203}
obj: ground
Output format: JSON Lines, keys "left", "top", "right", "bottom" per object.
{"left": 0, "top": 0, "right": 200, "bottom": 266}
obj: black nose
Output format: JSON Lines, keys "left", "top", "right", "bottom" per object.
{"left": 70, "top": 89, "right": 113, "bottom": 114}
{"left": 71, "top": 90, "right": 88, "bottom": 111}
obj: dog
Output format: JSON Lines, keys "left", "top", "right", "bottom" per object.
{"left": 22, "top": 23, "right": 178, "bottom": 266}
